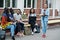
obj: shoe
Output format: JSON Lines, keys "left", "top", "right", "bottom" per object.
{"left": 31, "top": 32, "right": 34, "bottom": 35}
{"left": 42, "top": 34, "right": 46, "bottom": 38}
{"left": 12, "top": 36, "right": 15, "bottom": 40}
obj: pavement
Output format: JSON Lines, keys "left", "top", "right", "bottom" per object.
{"left": 5, "top": 27, "right": 60, "bottom": 40}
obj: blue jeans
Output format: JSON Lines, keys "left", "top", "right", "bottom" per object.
{"left": 41, "top": 20, "right": 48, "bottom": 34}
{"left": 6, "top": 25, "right": 15, "bottom": 36}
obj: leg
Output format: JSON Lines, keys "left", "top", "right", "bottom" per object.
{"left": 16, "top": 23, "right": 21, "bottom": 32}
{"left": 7, "top": 25, "right": 15, "bottom": 36}
{"left": 41, "top": 20, "right": 45, "bottom": 34}
{"left": 7, "top": 25, "right": 15, "bottom": 40}
{"left": 42, "top": 21, "right": 48, "bottom": 34}
{"left": 44, "top": 21, "right": 48, "bottom": 34}
{"left": 31, "top": 24, "right": 35, "bottom": 35}
{"left": 16, "top": 22, "right": 22, "bottom": 36}
{"left": 19, "top": 23, "right": 25, "bottom": 36}
{"left": 31, "top": 24, "right": 35, "bottom": 32}
{"left": 41, "top": 21, "right": 48, "bottom": 38}
{"left": 20, "top": 23, "right": 24, "bottom": 32}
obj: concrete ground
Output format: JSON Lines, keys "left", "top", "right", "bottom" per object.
{"left": 5, "top": 27, "right": 60, "bottom": 40}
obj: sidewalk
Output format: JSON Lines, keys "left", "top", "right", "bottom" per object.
{"left": 5, "top": 28, "right": 60, "bottom": 40}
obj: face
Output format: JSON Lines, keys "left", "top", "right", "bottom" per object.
{"left": 31, "top": 9, "right": 34, "bottom": 13}
{"left": 44, "top": 4, "right": 48, "bottom": 9}
{"left": 17, "top": 10, "right": 21, "bottom": 14}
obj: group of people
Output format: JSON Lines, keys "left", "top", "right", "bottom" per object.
{"left": 0, "top": 3, "right": 49, "bottom": 40}
{"left": 1, "top": 8, "right": 25, "bottom": 40}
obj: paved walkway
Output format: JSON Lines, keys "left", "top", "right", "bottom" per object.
{"left": 5, "top": 28, "right": 60, "bottom": 40}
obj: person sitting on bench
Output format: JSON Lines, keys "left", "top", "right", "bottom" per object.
{"left": 1, "top": 8, "right": 15, "bottom": 40}
{"left": 14, "top": 9, "right": 24, "bottom": 36}
{"left": 28, "top": 8, "right": 36, "bottom": 35}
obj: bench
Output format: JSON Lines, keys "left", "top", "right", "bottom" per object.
{"left": 48, "top": 19, "right": 60, "bottom": 28}
{"left": 48, "top": 20, "right": 60, "bottom": 24}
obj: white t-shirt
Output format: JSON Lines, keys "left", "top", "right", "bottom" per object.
{"left": 29, "top": 13, "right": 36, "bottom": 17}
{"left": 13, "top": 13, "right": 22, "bottom": 21}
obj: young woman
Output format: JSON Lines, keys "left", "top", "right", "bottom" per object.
{"left": 1, "top": 8, "right": 15, "bottom": 40}
{"left": 40, "top": 4, "right": 49, "bottom": 38}
{"left": 8, "top": 8, "right": 14, "bottom": 22}
{"left": 14, "top": 9, "right": 24, "bottom": 36}
{"left": 28, "top": 8, "right": 36, "bottom": 34}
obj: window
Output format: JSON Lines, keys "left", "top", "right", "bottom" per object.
{"left": 12, "top": 0, "right": 16, "bottom": 7}
{"left": 0, "top": 0, "right": 3, "bottom": 7}
{"left": 27, "top": 0, "right": 31, "bottom": 8}
{"left": 24, "top": 0, "right": 37, "bottom": 8}
{"left": 46, "top": 0, "right": 52, "bottom": 8}
{"left": 5, "top": 0, "right": 10, "bottom": 7}
{"left": 0, "top": 0, "right": 16, "bottom": 8}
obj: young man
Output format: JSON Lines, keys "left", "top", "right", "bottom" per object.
{"left": 40, "top": 4, "right": 49, "bottom": 38}
{"left": 14, "top": 9, "right": 24, "bottom": 36}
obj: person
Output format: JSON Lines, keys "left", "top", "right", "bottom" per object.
{"left": 1, "top": 8, "right": 15, "bottom": 40}
{"left": 40, "top": 4, "right": 49, "bottom": 38}
{"left": 8, "top": 8, "right": 15, "bottom": 22}
{"left": 14, "top": 9, "right": 24, "bottom": 36}
{"left": 28, "top": 8, "right": 36, "bottom": 34}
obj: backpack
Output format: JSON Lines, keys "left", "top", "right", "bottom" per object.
{"left": 34, "top": 25, "right": 40, "bottom": 33}
{"left": 0, "top": 26, "right": 6, "bottom": 40}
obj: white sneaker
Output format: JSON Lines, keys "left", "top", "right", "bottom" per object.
{"left": 32, "top": 32, "right": 34, "bottom": 35}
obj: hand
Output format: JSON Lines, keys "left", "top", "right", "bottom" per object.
{"left": 40, "top": 14, "right": 44, "bottom": 16}
{"left": 16, "top": 20, "right": 22, "bottom": 23}
{"left": 19, "top": 20, "right": 22, "bottom": 22}
{"left": 10, "top": 22, "right": 13, "bottom": 24}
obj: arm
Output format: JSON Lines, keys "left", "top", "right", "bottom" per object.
{"left": 1, "top": 16, "right": 7, "bottom": 25}
{"left": 45, "top": 9, "right": 49, "bottom": 16}
{"left": 40, "top": 9, "right": 44, "bottom": 17}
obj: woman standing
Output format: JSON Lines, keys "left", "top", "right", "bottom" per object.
{"left": 1, "top": 8, "right": 15, "bottom": 40}
{"left": 28, "top": 8, "right": 36, "bottom": 34}
{"left": 40, "top": 4, "right": 49, "bottom": 38}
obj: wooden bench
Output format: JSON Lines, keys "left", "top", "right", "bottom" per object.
{"left": 48, "top": 19, "right": 60, "bottom": 28}
{"left": 48, "top": 20, "right": 60, "bottom": 24}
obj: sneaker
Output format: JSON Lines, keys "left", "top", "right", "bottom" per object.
{"left": 12, "top": 36, "right": 15, "bottom": 40}
{"left": 31, "top": 32, "right": 34, "bottom": 35}
{"left": 42, "top": 34, "right": 46, "bottom": 38}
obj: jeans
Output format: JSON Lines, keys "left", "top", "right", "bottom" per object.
{"left": 41, "top": 20, "right": 48, "bottom": 34}
{"left": 6, "top": 25, "right": 15, "bottom": 36}
{"left": 16, "top": 22, "right": 24, "bottom": 32}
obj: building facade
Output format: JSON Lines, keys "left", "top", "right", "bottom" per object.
{"left": 0, "top": 0, "right": 60, "bottom": 19}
